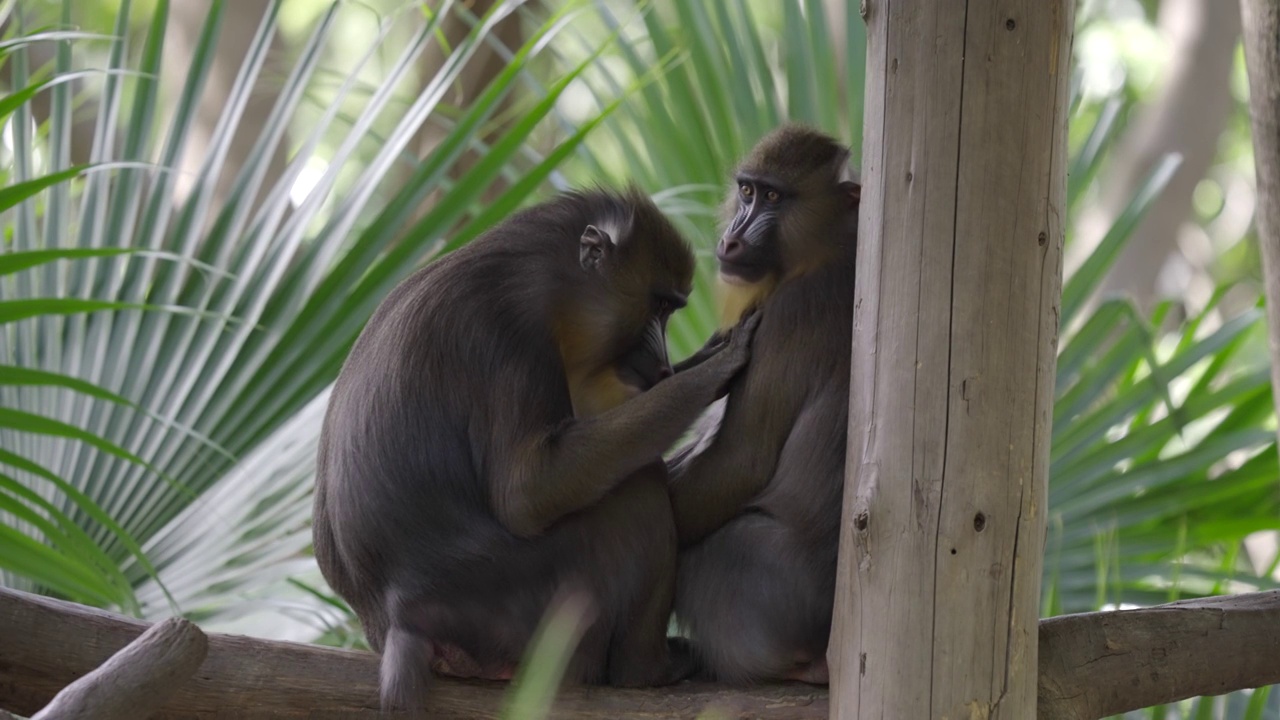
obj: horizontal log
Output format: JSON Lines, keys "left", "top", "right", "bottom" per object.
{"left": 1038, "top": 590, "right": 1280, "bottom": 720}
{"left": 0, "top": 587, "right": 825, "bottom": 720}
{"left": 3, "top": 586, "right": 1278, "bottom": 719}
{"left": 31, "top": 615, "right": 207, "bottom": 720}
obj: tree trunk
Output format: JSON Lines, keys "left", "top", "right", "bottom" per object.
{"left": 828, "top": 1, "right": 1072, "bottom": 718}
{"left": 412, "top": 0, "right": 525, "bottom": 162}
{"left": 403, "top": 0, "right": 526, "bottom": 222}
{"left": 1240, "top": 0, "right": 1280, "bottom": 452}
{"left": 160, "top": 0, "right": 288, "bottom": 211}
{"left": 1084, "top": 0, "right": 1242, "bottom": 314}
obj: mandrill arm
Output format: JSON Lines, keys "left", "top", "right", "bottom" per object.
{"left": 667, "top": 316, "right": 803, "bottom": 547}
{"left": 489, "top": 318, "right": 756, "bottom": 539}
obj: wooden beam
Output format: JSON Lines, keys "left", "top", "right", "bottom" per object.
{"left": 31, "top": 616, "right": 207, "bottom": 720}
{"left": 3, "top": 587, "right": 1280, "bottom": 718}
{"left": 1038, "top": 591, "right": 1280, "bottom": 720}
{"left": 829, "top": 1, "right": 1073, "bottom": 717}
{"left": 0, "top": 588, "right": 826, "bottom": 720}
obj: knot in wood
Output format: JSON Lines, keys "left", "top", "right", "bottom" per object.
{"left": 1006, "top": 18, "right": 1017, "bottom": 31}
{"left": 974, "top": 512, "right": 987, "bottom": 532}
{"left": 1038, "top": 231, "right": 1048, "bottom": 246}
{"left": 855, "top": 511, "right": 869, "bottom": 531}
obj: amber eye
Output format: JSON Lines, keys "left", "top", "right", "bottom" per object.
{"left": 740, "top": 184, "right": 753, "bottom": 198}
{"left": 765, "top": 189, "right": 780, "bottom": 202}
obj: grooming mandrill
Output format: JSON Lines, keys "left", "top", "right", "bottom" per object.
{"left": 312, "top": 188, "right": 756, "bottom": 714}
{"left": 668, "top": 124, "right": 860, "bottom": 685}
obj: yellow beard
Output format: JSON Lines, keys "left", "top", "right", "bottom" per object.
{"left": 717, "top": 274, "right": 776, "bottom": 330}
{"left": 555, "top": 310, "right": 639, "bottom": 418}
{"left": 566, "top": 368, "right": 638, "bottom": 417}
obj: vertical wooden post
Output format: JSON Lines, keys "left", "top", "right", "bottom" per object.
{"left": 828, "top": 2, "right": 1072, "bottom": 718}
{"left": 1239, "top": 0, "right": 1280, "bottom": 445}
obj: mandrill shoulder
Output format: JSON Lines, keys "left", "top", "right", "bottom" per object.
{"left": 766, "top": 259, "right": 854, "bottom": 331}
{"left": 744, "top": 264, "right": 854, "bottom": 383}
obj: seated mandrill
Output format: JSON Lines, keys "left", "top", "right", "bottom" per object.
{"left": 668, "top": 124, "right": 860, "bottom": 685}
{"left": 312, "top": 187, "right": 756, "bottom": 714}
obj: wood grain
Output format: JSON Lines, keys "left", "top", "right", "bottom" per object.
{"left": 829, "top": 0, "right": 1073, "bottom": 717}
{"left": 1038, "top": 591, "right": 1280, "bottom": 720}
{"left": 31, "top": 616, "right": 207, "bottom": 720}
{"left": 4, "top": 582, "right": 1280, "bottom": 718}
{"left": 1240, "top": 0, "right": 1280, "bottom": 449}
{"left": 0, "top": 587, "right": 826, "bottom": 720}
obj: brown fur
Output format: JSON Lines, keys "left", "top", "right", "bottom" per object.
{"left": 668, "top": 124, "right": 859, "bottom": 685}
{"left": 313, "top": 187, "right": 757, "bottom": 716}
{"left": 717, "top": 277, "right": 777, "bottom": 330}
{"left": 567, "top": 368, "right": 640, "bottom": 417}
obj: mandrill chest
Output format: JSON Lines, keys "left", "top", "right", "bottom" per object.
{"left": 717, "top": 275, "right": 777, "bottom": 330}
{"left": 565, "top": 367, "right": 642, "bottom": 418}
{"left": 554, "top": 303, "right": 657, "bottom": 419}
{"left": 557, "top": 328, "right": 647, "bottom": 419}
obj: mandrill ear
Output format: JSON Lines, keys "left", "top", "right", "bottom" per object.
{"left": 839, "top": 180, "right": 862, "bottom": 208}
{"left": 580, "top": 224, "right": 615, "bottom": 271}
{"left": 836, "top": 154, "right": 862, "bottom": 209}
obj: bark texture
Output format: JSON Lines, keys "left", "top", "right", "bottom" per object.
{"left": 0, "top": 587, "right": 825, "bottom": 720}
{"left": 828, "top": 1, "right": 1073, "bottom": 717}
{"left": 30, "top": 616, "right": 207, "bottom": 720}
{"left": 1038, "top": 591, "right": 1280, "bottom": 720}
{"left": 1240, "top": 0, "right": 1280, "bottom": 451}
{"left": 4, "top": 587, "right": 1280, "bottom": 719}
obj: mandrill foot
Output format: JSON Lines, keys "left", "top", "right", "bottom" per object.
{"left": 783, "top": 656, "right": 829, "bottom": 685}
{"left": 430, "top": 642, "right": 516, "bottom": 681}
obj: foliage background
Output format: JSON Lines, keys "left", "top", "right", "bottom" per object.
{"left": 1, "top": 0, "right": 1276, "bottom": 717}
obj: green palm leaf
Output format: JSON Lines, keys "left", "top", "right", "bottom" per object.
{"left": 0, "top": 0, "right": 638, "bottom": 636}
{"left": 3, "top": 6, "right": 1277, "bottom": 718}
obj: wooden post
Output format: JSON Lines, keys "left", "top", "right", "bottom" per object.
{"left": 1240, "top": 0, "right": 1280, "bottom": 445}
{"left": 828, "top": 2, "right": 1073, "bottom": 718}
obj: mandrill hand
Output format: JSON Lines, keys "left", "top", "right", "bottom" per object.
{"left": 694, "top": 309, "right": 760, "bottom": 397}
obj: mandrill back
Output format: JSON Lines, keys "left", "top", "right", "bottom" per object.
{"left": 313, "top": 187, "right": 757, "bottom": 714}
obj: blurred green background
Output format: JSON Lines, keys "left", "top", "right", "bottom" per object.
{"left": 0, "top": 0, "right": 1276, "bottom": 717}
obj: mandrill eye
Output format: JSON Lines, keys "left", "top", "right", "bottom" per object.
{"left": 740, "top": 184, "right": 753, "bottom": 198}
{"left": 765, "top": 189, "right": 780, "bottom": 203}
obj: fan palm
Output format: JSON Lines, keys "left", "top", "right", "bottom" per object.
{"left": 0, "top": 0, "right": 632, "bottom": 638}
{"left": 2, "top": 1, "right": 1277, "bottom": 716}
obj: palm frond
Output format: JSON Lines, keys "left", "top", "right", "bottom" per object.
{"left": 0, "top": 0, "right": 633, "bottom": 637}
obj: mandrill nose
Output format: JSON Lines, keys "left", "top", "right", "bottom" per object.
{"left": 718, "top": 236, "right": 746, "bottom": 262}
